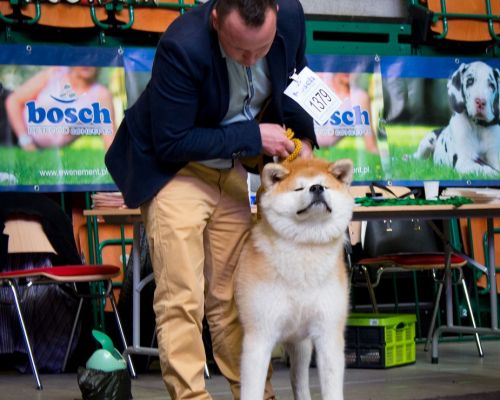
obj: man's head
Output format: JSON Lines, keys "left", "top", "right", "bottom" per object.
{"left": 212, "top": 0, "right": 278, "bottom": 67}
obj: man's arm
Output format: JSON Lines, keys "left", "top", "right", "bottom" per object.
{"left": 148, "top": 39, "right": 263, "bottom": 164}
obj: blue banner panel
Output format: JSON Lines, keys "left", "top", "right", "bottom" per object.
{"left": 1, "top": 47, "right": 499, "bottom": 192}
{"left": 309, "top": 54, "right": 500, "bottom": 187}
{"left": 308, "top": 54, "right": 388, "bottom": 183}
{"left": 0, "top": 45, "right": 125, "bottom": 192}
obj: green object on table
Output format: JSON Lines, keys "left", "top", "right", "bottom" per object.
{"left": 86, "top": 330, "right": 127, "bottom": 372}
{"left": 355, "top": 196, "right": 474, "bottom": 207}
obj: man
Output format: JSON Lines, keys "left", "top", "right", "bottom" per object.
{"left": 105, "top": 0, "right": 316, "bottom": 398}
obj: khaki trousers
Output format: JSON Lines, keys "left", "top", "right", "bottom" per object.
{"left": 141, "top": 162, "right": 274, "bottom": 399}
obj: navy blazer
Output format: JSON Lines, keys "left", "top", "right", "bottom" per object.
{"left": 105, "top": 0, "right": 316, "bottom": 208}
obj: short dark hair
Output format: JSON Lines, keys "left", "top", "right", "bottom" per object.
{"left": 214, "top": 0, "right": 277, "bottom": 27}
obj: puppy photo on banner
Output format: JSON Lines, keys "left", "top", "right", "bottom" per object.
{"left": 413, "top": 61, "right": 500, "bottom": 176}
{"left": 378, "top": 55, "right": 500, "bottom": 184}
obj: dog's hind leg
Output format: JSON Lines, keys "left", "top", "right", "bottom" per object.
{"left": 314, "top": 330, "right": 345, "bottom": 400}
{"left": 285, "top": 339, "right": 312, "bottom": 400}
{"left": 240, "top": 332, "right": 275, "bottom": 400}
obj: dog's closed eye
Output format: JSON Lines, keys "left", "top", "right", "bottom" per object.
{"left": 294, "top": 187, "right": 304, "bottom": 191}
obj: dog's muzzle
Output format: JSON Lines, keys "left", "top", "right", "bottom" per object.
{"left": 296, "top": 184, "right": 332, "bottom": 215}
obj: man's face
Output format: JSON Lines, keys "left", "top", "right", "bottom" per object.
{"left": 212, "top": 7, "right": 277, "bottom": 67}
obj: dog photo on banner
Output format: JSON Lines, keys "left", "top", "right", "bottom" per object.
{"left": 310, "top": 54, "right": 500, "bottom": 187}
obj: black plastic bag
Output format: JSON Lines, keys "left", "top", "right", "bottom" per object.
{"left": 77, "top": 367, "right": 132, "bottom": 400}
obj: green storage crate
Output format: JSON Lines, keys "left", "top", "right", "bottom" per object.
{"left": 345, "top": 313, "right": 416, "bottom": 369}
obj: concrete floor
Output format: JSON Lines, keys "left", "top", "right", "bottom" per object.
{"left": 1, "top": 340, "right": 500, "bottom": 399}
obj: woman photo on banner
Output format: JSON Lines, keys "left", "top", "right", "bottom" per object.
{"left": 314, "top": 72, "right": 379, "bottom": 154}
{"left": 4, "top": 66, "right": 116, "bottom": 151}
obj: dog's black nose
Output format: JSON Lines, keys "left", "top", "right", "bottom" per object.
{"left": 309, "top": 184, "right": 324, "bottom": 194}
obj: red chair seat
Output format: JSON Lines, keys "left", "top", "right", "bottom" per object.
{"left": 0, "top": 265, "right": 120, "bottom": 282}
{"left": 357, "top": 253, "right": 467, "bottom": 270}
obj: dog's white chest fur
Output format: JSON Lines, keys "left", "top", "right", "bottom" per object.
{"left": 252, "top": 231, "right": 348, "bottom": 340}
{"left": 255, "top": 230, "right": 342, "bottom": 287}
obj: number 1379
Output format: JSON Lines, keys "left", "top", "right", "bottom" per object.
{"left": 309, "top": 89, "right": 332, "bottom": 112}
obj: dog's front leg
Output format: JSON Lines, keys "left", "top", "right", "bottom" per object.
{"left": 240, "top": 332, "right": 274, "bottom": 400}
{"left": 314, "top": 331, "right": 345, "bottom": 400}
{"left": 285, "top": 339, "right": 312, "bottom": 400}
{"left": 413, "top": 130, "right": 437, "bottom": 160}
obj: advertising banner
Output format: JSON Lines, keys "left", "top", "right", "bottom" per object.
{"left": 1, "top": 44, "right": 498, "bottom": 192}
{"left": 379, "top": 56, "right": 500, "bottom": 187}
{"left": 308, "top": 55, "right": 387, "bottom": 183}
{"left": 0, "top": 44, "right": 125, "bottom": 192}
{"left": 310, "top": 54, "right": 500, "bottom": 186}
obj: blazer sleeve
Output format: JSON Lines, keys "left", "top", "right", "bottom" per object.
{"left": 148, "top": 38, "right": 263, "bottom": 163}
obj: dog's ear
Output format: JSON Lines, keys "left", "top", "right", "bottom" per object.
{"left": 261, "top": 163, "right": 290, "bottom": 190}
{"left": 447, "top": 63, "right": 466, "bottom": 114}
{"left": 329, "top": 159, "right": 353, "bottom": 186}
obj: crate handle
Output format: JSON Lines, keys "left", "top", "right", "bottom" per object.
{"left": 395, "top": 322, "right": 406, "bottom": 330}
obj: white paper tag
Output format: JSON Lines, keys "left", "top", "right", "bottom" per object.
{"left": 284, "top": 66, "right": 342, "bottom": 125}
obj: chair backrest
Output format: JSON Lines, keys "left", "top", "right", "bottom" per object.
{"left": 427, "top": 0, "right": 500, "bottom": 42}
{"left": 4, "top": 218, "right": 56, "bottom": 254}
{"left": 0, "top": 192, "right": 82, "bottom": 266}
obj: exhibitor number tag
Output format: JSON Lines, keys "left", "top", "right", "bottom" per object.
{"left": 284, "top": 66, "right": 341, "bottom": 125}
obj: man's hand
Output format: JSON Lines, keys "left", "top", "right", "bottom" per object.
{"left": 259, "top": 123, "right": 295, "bottom": 158}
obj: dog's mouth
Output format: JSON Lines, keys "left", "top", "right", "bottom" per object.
{"left": 473, "top": 114, "right": 499, "bottom": 127}
{"left": 472, "top": 110, "right": 487, "bottom": 121}
{"left": 296, "top": 199, "right": 332, "bottom": 215}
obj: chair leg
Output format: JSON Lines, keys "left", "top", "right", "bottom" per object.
{"left": 425, "top": 281, "right": 444, "bottom": 352}
{"left": 6, "top": 280, "right": 42, "bottom": 390}
{"left": 62, "top": 297, "right": 84, "bottom": 372}
{"left": 107, "top": 285, "right": 137, "bottom": 378}
{"left": 460, "top": 278, "right": 484, "bottom": 358}
{"left": 361, "top": 265, "right": 379, "bottom": 313}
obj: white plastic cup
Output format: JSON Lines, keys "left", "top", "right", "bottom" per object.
{"left": 424, "top": 181, "right": 439, "bottom": 200}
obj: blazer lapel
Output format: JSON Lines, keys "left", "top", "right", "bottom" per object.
{"left": 210, "top": 28, "right": 230, "bottom": 122}
{"left": 266, "top": 34, "right": 287, "bottom": 122}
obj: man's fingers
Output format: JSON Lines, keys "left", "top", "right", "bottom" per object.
{"left": 275, "top": 139, "right": 296, "bottom": 158}
{"left": 285, "top": 139, "right": 295, "bottom": 153}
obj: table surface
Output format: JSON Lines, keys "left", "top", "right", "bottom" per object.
{"left": 84, "top": 202, "right": 500, "bottom": 221}
{"left": 352, "top": 202, "right": 500, "bottom": 220}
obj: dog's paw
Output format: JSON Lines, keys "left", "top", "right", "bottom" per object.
{"left": 0, "top": 172, "right": 17, "bottom": 185}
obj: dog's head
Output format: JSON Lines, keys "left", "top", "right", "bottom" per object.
{"left": 258, "top": 157, "right": 354, "bottom": 244}
{"left": 447, "top": 61, "right": 500, "bottom": 125}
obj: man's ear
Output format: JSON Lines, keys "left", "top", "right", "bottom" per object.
{"left": 211, "top": 9, "right": 219, "bottom": 31}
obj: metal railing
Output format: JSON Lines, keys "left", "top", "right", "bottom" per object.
{"left": 409, "top": 0, "right": 500, "bottom": 41}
